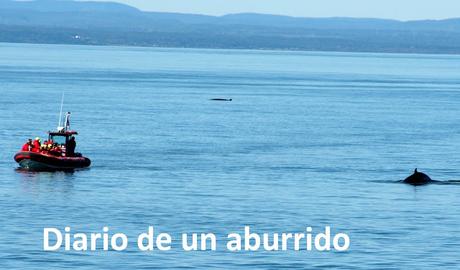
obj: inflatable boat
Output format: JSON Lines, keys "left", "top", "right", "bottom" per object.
{"left": 14, "top": 112, "right": 91, "bottom": 171}
{"left": 14, "top": 150, "right": 91, "bottom": 171}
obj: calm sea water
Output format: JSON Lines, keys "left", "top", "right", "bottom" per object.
{"left": 0, "top": 43, "right": 459, "bottom": 269}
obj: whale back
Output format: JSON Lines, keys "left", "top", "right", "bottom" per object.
{"left": 403, "top": 169, "right": 432, "bottom": 185}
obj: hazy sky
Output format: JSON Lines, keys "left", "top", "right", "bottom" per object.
{"left": 91, "top": 0, "right": 460, "bottom": 20}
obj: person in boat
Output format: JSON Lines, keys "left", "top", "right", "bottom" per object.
{"left": 49, "top": 143, "right": 63, "bottom": 156}
{"left": 21, "top": 139, "right": 33, "bottom": 152}
{"left": 32, "top": 137, "right": 42, "bottom": 152}
{"left": 42, "top": 139, "right": 54, "bottom": 151}
{"left": 40, "top": 143, "right": 48, "bottom": 152}
{"left": 67, "top": 136, "right": 76, "bottom": 157}
{"left": 43, "top": 141, "right": 53, "bottom": 152}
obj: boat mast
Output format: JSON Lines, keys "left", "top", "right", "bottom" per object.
{"left": 57, "top": 92, "right": 65, "bottom": 131}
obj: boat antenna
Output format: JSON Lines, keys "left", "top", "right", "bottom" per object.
{"left": 57, "top": 92, "right": 65, "bottom": 131}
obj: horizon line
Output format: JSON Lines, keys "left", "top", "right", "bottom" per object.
{"left": 140, "top": 11, "right": 460, "bottom": 23}
{"left": 68, "top": 0, "right": 460, "bottom": 22}
{"left": 4, "top": 0, "right": 460, "bottom": 21}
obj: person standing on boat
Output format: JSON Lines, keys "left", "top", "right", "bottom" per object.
{"left": 21, "top": 139, "right": 33, "bottom": 151}
{"left": 32, "top": 137, "right": 41, "bottom": 152}
{"left": 67, "top": 136, "right": 76, "bottom": 157}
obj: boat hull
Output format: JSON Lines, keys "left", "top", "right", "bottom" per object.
{"left": 14, "top": 151, "right": 91, "bottom": 171}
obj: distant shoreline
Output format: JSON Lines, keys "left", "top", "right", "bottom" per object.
{"left": 2, "top": 0, "right": 460, "bottom": 56}
{"left": 1, "top": 40, "right": 459, "bottom": 57}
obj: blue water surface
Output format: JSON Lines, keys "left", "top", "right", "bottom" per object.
{"left": 0, "top": 43, "right": 459, "bottom": 269}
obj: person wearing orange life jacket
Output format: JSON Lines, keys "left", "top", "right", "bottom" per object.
{"left": 32, "top": 137, "right": 42, "bottom": 152}
{"left": 21, "top": 139, "right": 33, "bottom": 151}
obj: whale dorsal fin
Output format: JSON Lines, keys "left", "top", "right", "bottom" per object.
{"left": 414, "top": 168, "right": 418, "bottom": 173}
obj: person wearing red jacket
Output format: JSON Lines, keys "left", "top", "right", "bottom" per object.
{"left": 21, "top": 139, "right": 33, "bottom": 151}
{"left": 32, "top": 137, "right": 42, "bottom": 152}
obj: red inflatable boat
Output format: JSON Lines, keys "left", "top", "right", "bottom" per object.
{"left": 14, "top": 112, "right": 91, "bottom": 171}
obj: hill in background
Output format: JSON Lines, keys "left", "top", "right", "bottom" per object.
{"left": 1, "top": 0, "right": 460, "bottom": 54}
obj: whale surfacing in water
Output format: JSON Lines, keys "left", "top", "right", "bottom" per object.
{"left": 210, "top": 98, "right": 232, "bottom": 101}
{"left": 403, "top": 168, "right": 432, "bottom": 186}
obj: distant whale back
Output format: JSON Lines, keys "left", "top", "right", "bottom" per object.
{"left": 403, "top": 168, "right": 432, "bottom": 185}
{"left": 210, "top": 98, "right": 232, "bottom": 101}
